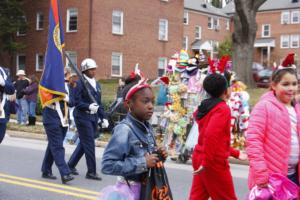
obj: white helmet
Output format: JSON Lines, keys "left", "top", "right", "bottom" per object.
{"left": 81, "top": 58, "right": 97, "bottom": 72}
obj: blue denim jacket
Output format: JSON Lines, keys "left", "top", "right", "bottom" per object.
{"left": 101, "top": 113, "right": 156, "bottom": 182}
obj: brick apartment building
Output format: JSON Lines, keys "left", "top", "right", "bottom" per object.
{"left": 224, "top": 0, "right": 300, "bottom": 66}
{"left": 10, "top": 0, "right": 184, "bottom": 79}
{"left": 183, "top": 0, "right": 231, "bottom": 58}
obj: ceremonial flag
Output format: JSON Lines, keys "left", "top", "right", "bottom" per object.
{"left": 39, "top": 0, "right": 66, "bottom": 107}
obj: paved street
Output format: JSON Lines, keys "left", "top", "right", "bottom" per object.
{"left": 0, "top": 135, "right": 249, "bottom": 200}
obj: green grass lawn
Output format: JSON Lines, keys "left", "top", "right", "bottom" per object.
{"left": 246, "top": 88, "right": 268, "bottom": 108}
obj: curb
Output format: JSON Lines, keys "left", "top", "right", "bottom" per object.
{"left": 6, "top": 129, "right": 108, "bottom": 148}
{"left": 6, "top": 130, "right": 248, "bottom": 166}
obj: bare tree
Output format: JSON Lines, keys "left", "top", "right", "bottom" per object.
{"left": 232, "top": 0, "right": 266, "bottom": 86}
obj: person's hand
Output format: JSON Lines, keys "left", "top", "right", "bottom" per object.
{"left": 0, "top": 75, "right": 5, "bottom": 86}
{"left": 89, "top": 103, "right": 99, "bottom": 114}
{"left": 145, "top": 153, "right": 159, "bottom": 168}
{"left": 101, "top": 119, "right": 109, "bottom": 128}
{"left": 157, "top": 147, "right": 168, "bottom": 160}
{"left": 63, "top": 95, "right": 69, "bottom": 103}
{"left": 238, "top": 152, "right": 248, "bottom": 161}
{"left": 193, "top": 165, "right": 204, "bottom": 175}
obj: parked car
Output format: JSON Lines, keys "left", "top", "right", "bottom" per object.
{"left": 252, "top": 62, "right": 272, "bottom": 88}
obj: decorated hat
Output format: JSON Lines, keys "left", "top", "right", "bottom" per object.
{"left": 167, "top": 53, "right": 179, "bottom": 72}
{"left": 278, "top": 53, "right": 296, "bottom": 70}
{"left": 150, "top": 76, "right": 169, "bottom": 86}
{"left": 124, "top": 64, "right": 150, "bottom": 101}
{"left": 207, "top": 55, "right": 230, "bottom": 74}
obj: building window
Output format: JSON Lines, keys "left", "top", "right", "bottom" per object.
{"left": 158, "top": 57, "right": 167, "bottom": 77}
{"left": 65, "top": 51, "right": 77, "bottom": 68}
{"left": 17, "top": 16, "right": 27, "bottom": 36}
{"left": 262, "top": 24, "right": 270, "bottom": 37}
{"left": 213, "top": 18, "right": 219, "bottom": 29}
{"left": 111, "top": 52, "right": 122, "bottom": 77}
{"left": 66, "top": 8, "right": 78, "bottom": 32}
{"left": 183, "top": 36, "right": 188, "bottom": 50}
{"left": 281, "top": 35, "right": 290, "bottom": 48}
{"left": 291, "top": 35, "right": 299, "bottom": 48}
{"left": 195, "top": 26, "right": 201, "bottom": 39}
{"left": 291, "top": 11, "right": 300, "bottom": 24}
{"left": 36, "top": 54, "right": 44, "bottom": 71}
{"left": 158, "top": 19, "right": 168, "bottom": 41}
{"left": 208, "top": 17, "right": 213, "bottom": 29}
{"left": 16, "top": 54, "right": 26, "bottom": 70}
{"left": 281, "top": 11, "right": 290, "bottom": 24}
{"left": 36, "top": 12, "right": 44, "bottom": 30}
{"left": 183, "top": 11, "right": 189, "bottom": 25}
{"left": 226, "top": 19, "right": 230, "bottom": 30}
{"left": 112, "top": 10, "right": 124, "bottom": 35}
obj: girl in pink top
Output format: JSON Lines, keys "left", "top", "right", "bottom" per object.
{"left": 246, "top": 53, "right": 300, "bottom": 189}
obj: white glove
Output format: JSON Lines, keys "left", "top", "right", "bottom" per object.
{"left": 0, "top": 75, "right": 5, "bottom": 86}
{"left": 89, "top": 103, "right": 99, "bottom": 114}
{"left": 63, "top": 95, "right": 69, "bottom": 103}
{"left": 101, "top": 119, "right": 109, "bottom": 128}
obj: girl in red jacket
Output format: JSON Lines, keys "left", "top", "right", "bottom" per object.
{"left": 189, "top": 72, "right": 247, "bottom": 200}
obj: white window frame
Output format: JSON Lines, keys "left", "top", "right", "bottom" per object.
{"left": 261, "top": 24, "right": 271, "bottom": 37}
{"left": 281, "top": 11, "right": 290, "bottom": 24}
{"left": 291, "top": 35, "right": 299, "bottom": 48}
{"left": 66, "top": 8, "right": 78, "bottom": 32}
{"left": 65, "top": 51, "right": 77, "bottom": 68}
{"left": 158, "top": 19, "right": 168, "bottom": 41}
{"left": 183, "top": 36, "right": 188, "bottom": 51}
{"left": 291, "top": 10, "right": 300, "bottom": 24}
{"left": 111, "top": 52, "right": 122, "bottom": 77}
{"left": 112, "top": 10, "right": 124, "bottom": 35}
{"left": 16, "top": 54, "right": 26, "bottom": 71}
{"left": 36, "top": 12, "right": 44, "bottom": 30}
{"left": 17, "top": 16, "right": 27, "bottom": 36}
{"left": 158, "top": 57, "right": 167, "bottom": 77}
{"left": 183, "top": 11, "right": 189, "bottom": 25}
{"left": 280, "top": 35, "right": 290, "bottom": 48}
{"left": 35, "top": 54, "right": 44, "bottom": 71}
{"left": 213, "top": 18, "right": 219, "bottom": 29}
{"left": 195, "top": 26, "right": 201, "bottom": 39}
{"left": 226, "top": 19, "right": 230, "bottom": 30}
{"left": 208, "top": 17, "right": 213, "bottom": 29}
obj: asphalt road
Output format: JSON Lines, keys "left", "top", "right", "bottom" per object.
{"left": 0, "top": 135, "right": 249, "bottom": 200}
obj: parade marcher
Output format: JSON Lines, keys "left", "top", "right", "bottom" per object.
{"left": 68, "top": 58, "right": 108, "bottom": 180}
{"left": 246, "top": 53, "right": 300, "bottom": 189}
{"left": 23, "top": 75, "right": 38, "bottom": 126}
{"left": 189, "top": 72, "right": 247, "bottom": 200}
{"left": 41, "top": 71, "right": 74, "bottom": 184}
{"left": 14, "top": 70, "right": 29, "bottom": 125}
{"left": 0, "top": 66, "right": 15, "bottom": 143}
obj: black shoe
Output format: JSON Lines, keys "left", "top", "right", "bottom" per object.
{"left": 85, "top": 172, "right": 102, "bottom": 181}
{"left": 42, "top": 173, "right": 57, "bottom": 180}
{"left": 61, "top": 174, "right": 74, "bottom": 184}
{"left": 69, "top": 167, "right": 79, "bottom": 175}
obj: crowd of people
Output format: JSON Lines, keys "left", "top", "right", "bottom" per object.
{"left": 0, "top": 52, "right": 299, "bottom": 200}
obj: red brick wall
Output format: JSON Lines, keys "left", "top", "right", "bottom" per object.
{"left": 14, "top": 0, "right": 183, "bottom": 80}
{"left": 91, "top": 0, "right": 183, "bottom": 79}
{"left": 184, "top": 10, "right": 231, "bottom": 57}
{"left": 254, "top": 10, "right": 300, "bottom": 66}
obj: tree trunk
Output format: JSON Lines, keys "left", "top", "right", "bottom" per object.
{"left": 232, "top": 0, "right": 267, "bottom": 87}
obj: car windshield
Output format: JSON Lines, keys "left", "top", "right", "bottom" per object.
{"left": 258, "top": 69, "right": 273, "bottom": 77}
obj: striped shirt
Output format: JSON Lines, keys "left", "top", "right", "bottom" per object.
{"left": 286, "top": 105, "right": 299, "bottom": 175}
